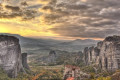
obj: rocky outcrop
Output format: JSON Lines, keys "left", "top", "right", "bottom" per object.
{"left": 36, "top": 50, "right": 57, "bottom": 65}
{"left": 0, "top": 35, "right": 25, "bottom": 78}
{"left": 83, "top": 35, "right": 120, "bottom": 71}
{"left": 22, "top": 53, "right": 29, "bottom": 70}
{"left": 48, "top": 50, "right": 57, "bottom": 63}
{"left": 83, "top": 46, "right": 100, "bottom": 65}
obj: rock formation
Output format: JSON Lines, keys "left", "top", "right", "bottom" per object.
{"left": 22, "top": 53, "right": 29, "bottom": 70}
{"left": 48, "top": 50, "right": 57, "bottom": 63}
{"left": 83, "top": 35, "right": 120, "bottom": 71}
{"left": 0, "top": 35, "right": 25, "bottom": 78}
{"left": 83, "top": 46, "right": 100, "bottom": 65}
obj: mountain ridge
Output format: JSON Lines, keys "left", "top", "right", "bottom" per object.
{"left": 0, "top": 33, "right": 99, "bottom": 52}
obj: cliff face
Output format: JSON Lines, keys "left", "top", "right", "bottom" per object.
{"left": 22, "top": 53, "right": 29, "bottom": 70}
{"left": 83, "top": 46, "right": 100, "bottom": 65}
{"left": 83, "top": 35, "right": 120, "bottom": 71}
{"left": 0, "top": 35, "right": 24, "bottom": 78}
{"left": 48, "top": 50, "right": 57, "bottom": 63}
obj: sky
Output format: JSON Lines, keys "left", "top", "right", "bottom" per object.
{"left": 0, "top": 0, "right": 120, "bottom": 40}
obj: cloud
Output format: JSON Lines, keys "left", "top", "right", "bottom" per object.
{"left": 50, "top": 24, "right": 120, "bottom": 38}
{"left": 0, "top": 0, "right": 120, "bottom": 39}
{"left": 0, "top": 2, "right": 38, "bottom": 20}
{"left": 99, "top": 7, "right": 120, "bottom": 19}
{"left": 27, "top": 4, "right": 42, "bottom": 9}
{"left": 21, "top": 1, "right": 28, "bottom": 6}
{"left": 90, "top": 19, "right": 117, "bottom": 27}
{"left": 65, "top": 3, "right": 90, "bottom": 10}
{"left": 5, "top": 5, "right": 20, "bottom": 11}
{"left": 44, "top": 0, "right": 120, "bottom": 39}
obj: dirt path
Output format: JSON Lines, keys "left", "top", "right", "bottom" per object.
{"left": 32, "top": 71, "right": 45, "bottom": 80}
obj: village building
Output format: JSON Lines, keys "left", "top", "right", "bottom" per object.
{"left": 63, "top": 65, "right": 81, "bottom": 80}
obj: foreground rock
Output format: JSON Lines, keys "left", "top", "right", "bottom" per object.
{"left": 0, "top": 35, "right": 25, "bottom": 78}
{"left": 83, "top": 35, "right": 120, "bottom": 71}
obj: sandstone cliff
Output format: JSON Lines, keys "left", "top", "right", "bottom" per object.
{"left": 83, "top": 35, "right": 120, "bottom": 71}
{"left": 0, "top": 35, "right": 25, "bottom": 78}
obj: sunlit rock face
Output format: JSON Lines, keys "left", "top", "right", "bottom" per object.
{"left": 83, "top": 35, "right": 120, "bottom": 71}
{"left": 83, "top": 46, "right": 100, "bottom": 65}
{"left": 98, "top": 36, "right": 120, "bottom": 71}
{"left": 0, "top": 35, "right": 24, "bottom": 78}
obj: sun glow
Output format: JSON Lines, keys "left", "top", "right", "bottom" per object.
{"left": 0, "top": 26, "right": 9, "bottom": 33}
{"left": 0, "top": 18, "right": 58, "bottom": 38}
{"left": 81, "top": 0, "right": 87, "bottom": 2}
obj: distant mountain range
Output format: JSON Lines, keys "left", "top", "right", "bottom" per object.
{"left": 59, "top": 39, "right": 98, "bottom": 45}
{"left": 52, "top": 39, "right": 99, "bottom": 52}
{"left": 0, "top": 33, "right": 100, "bottom": 53}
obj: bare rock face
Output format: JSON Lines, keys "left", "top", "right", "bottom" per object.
{"left": 48, "top": 50, "right": 57, "bottom": 63}
{"left": 22, "top": 53, "right": 29, "bottom": 70}
{"left": 0, "top": 35, "right": 24, "bottom": 78}
{"left": 98, "top": 36, "right": 120, "bottom": 71}
{"left": 83, "top": 47, "right": 100, "bottom": 65}
{"left": 97, "top": 41, "right": 103, "bottom": 49}
{"left": 83, "top": 47, "right": 89, "bottom": 65}
{"left": 83, "top": 35, "right": 120, "bottom": 71}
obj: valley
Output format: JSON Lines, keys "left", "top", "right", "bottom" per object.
{"left": 0, "top": 34, "right": 120, "bottom": 80}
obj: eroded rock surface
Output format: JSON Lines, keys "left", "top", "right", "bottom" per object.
{"left": 0, "top": 35, "right": 24, "bottom": 78}
{"left": 83, "top": 35, "right": 120, "bottom": 71}
{"left": 22, "top": 53, "right": 29, "bottom": 70}
{"left": 48, "top": 50, "right": 57, "bottom": 63}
